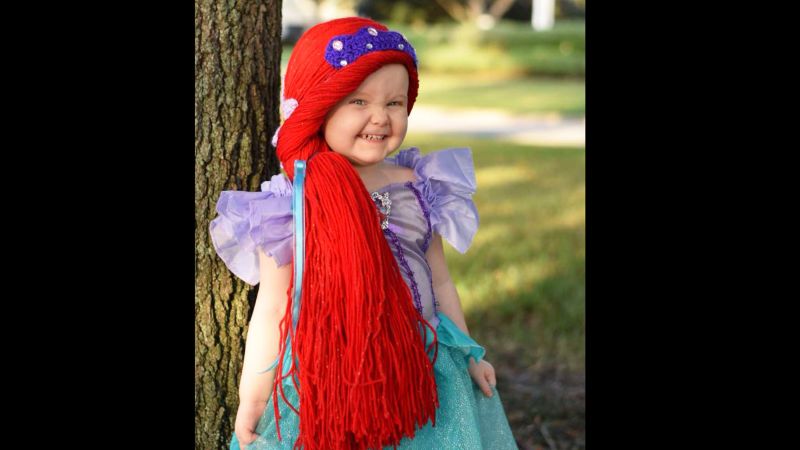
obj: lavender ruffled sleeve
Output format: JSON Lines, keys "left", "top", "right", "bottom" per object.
{"left": 209, "top": 174, "right": 294, "bottom": 285}
{"left": 391, "top": 147, "right": 479, "bottom": 253}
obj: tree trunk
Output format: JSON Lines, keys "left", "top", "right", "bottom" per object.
{"left": 195, "top": 1, "right": 282, "bottom": 448}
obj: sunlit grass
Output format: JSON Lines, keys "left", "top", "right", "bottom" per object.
{"left": 476, "top": 165, "right": 536, "bottom": 188}
{"left": 405, "top": 133, "right": 585, "bottom": 370}
{"left": 418, "top": 73, "right": 585, "bottom": 116}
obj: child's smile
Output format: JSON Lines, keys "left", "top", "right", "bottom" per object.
{"left": 358, "top": 134, "right": 387, "bottom": 142}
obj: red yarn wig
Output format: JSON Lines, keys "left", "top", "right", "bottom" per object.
{"left": 270, "top": 17, "right": 439, "bottom": 450}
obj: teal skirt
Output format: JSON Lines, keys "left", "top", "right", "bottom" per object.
{"left": 231, "top": 312, "right": 518, "bottom": 450}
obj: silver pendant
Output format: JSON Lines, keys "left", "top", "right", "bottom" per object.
{"left": 370, "top": 191, "right": 392, "bottom": 230}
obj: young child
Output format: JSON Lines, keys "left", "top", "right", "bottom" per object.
{"left": 210, "top": 17, "right": 518, "bottom": 450}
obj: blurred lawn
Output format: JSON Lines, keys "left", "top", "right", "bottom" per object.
{"left": 405, "top": 133, "right": 585, "bottom": 371}
{"left": 417, "top": 73, "right": 584, "bottom": 116}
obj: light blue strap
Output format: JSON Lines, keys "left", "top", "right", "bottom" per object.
{"left": 256, "top": 160, "right": 306, "bottom": 375}
{"left": 291, "top": 160, "right": 305, "bottom": 333}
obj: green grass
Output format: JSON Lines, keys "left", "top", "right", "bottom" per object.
{"left": 405, "top": 133, "right": 585, "bottom": 370}
{"left": 417, "top": 73, "right": 585, "bottom": 116}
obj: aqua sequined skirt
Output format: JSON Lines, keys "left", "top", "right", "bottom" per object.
{"left": 230, "top": 313, "right": 518, "bottom": 450}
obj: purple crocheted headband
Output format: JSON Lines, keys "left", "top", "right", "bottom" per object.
{"left": 324, "top": 26, "right": 418, "bottom": 69}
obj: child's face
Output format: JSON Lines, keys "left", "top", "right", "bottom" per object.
{"left": 322, "top": 64, "right": 409, "bottom": 167}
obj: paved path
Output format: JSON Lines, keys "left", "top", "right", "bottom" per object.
{"left": 408, "top": 105, "right": 585, "bottom": 147}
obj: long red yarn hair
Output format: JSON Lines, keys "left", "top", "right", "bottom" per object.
{"left": 270, "top": 17, "right": 439, "bottom": 450}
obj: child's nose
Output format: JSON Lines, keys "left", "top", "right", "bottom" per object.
{"left": 370, "top": 107, "right": 390, "bottom": 125}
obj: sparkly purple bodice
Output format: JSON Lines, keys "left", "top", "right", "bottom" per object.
{"left": 371, "top": 180, "right": 439, "bottom": 326}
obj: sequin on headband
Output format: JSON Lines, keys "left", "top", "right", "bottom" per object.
{"left": 324, "top": 26, "right": 418, "bottom": 69}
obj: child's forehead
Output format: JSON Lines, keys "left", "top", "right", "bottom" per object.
{"left": 349, "top": 73, "right": 409, "bottom": 97}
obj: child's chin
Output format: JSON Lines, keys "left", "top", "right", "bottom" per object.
{"left": 355, "top": 157, "right": 384, "bottom": 167}
{"left": 358, "top": 148, "right": 396, "bottom": 161}
{"left": 348, "top": 153, "right": 387, "bottom": 167}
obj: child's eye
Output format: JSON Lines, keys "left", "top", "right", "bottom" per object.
{"left": 351, "top": 99, "right": 366, "bottom": 105}
{"left": 388, "top": 101, "right": 403, "bottom": 106}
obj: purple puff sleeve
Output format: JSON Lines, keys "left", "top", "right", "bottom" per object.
{"left": 209, "top": 173, "right": 294, "bottom": 285}
{"left": 390, "top": 147, "right": 479, "bottom": 253}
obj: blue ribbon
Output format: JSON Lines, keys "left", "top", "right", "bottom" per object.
{"left": 256, "top": 160, "right": 306, "bottom": 375}
{"left": 291, "top": 160, "right": 305, "bottom": 333}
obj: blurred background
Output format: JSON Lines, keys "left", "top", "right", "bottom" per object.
{"left": 282, "top": 2, "right": 584, "bottom": 449}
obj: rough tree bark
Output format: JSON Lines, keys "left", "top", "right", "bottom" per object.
{"left": 195, "top": 1, "right": 282, "bottom": 448}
